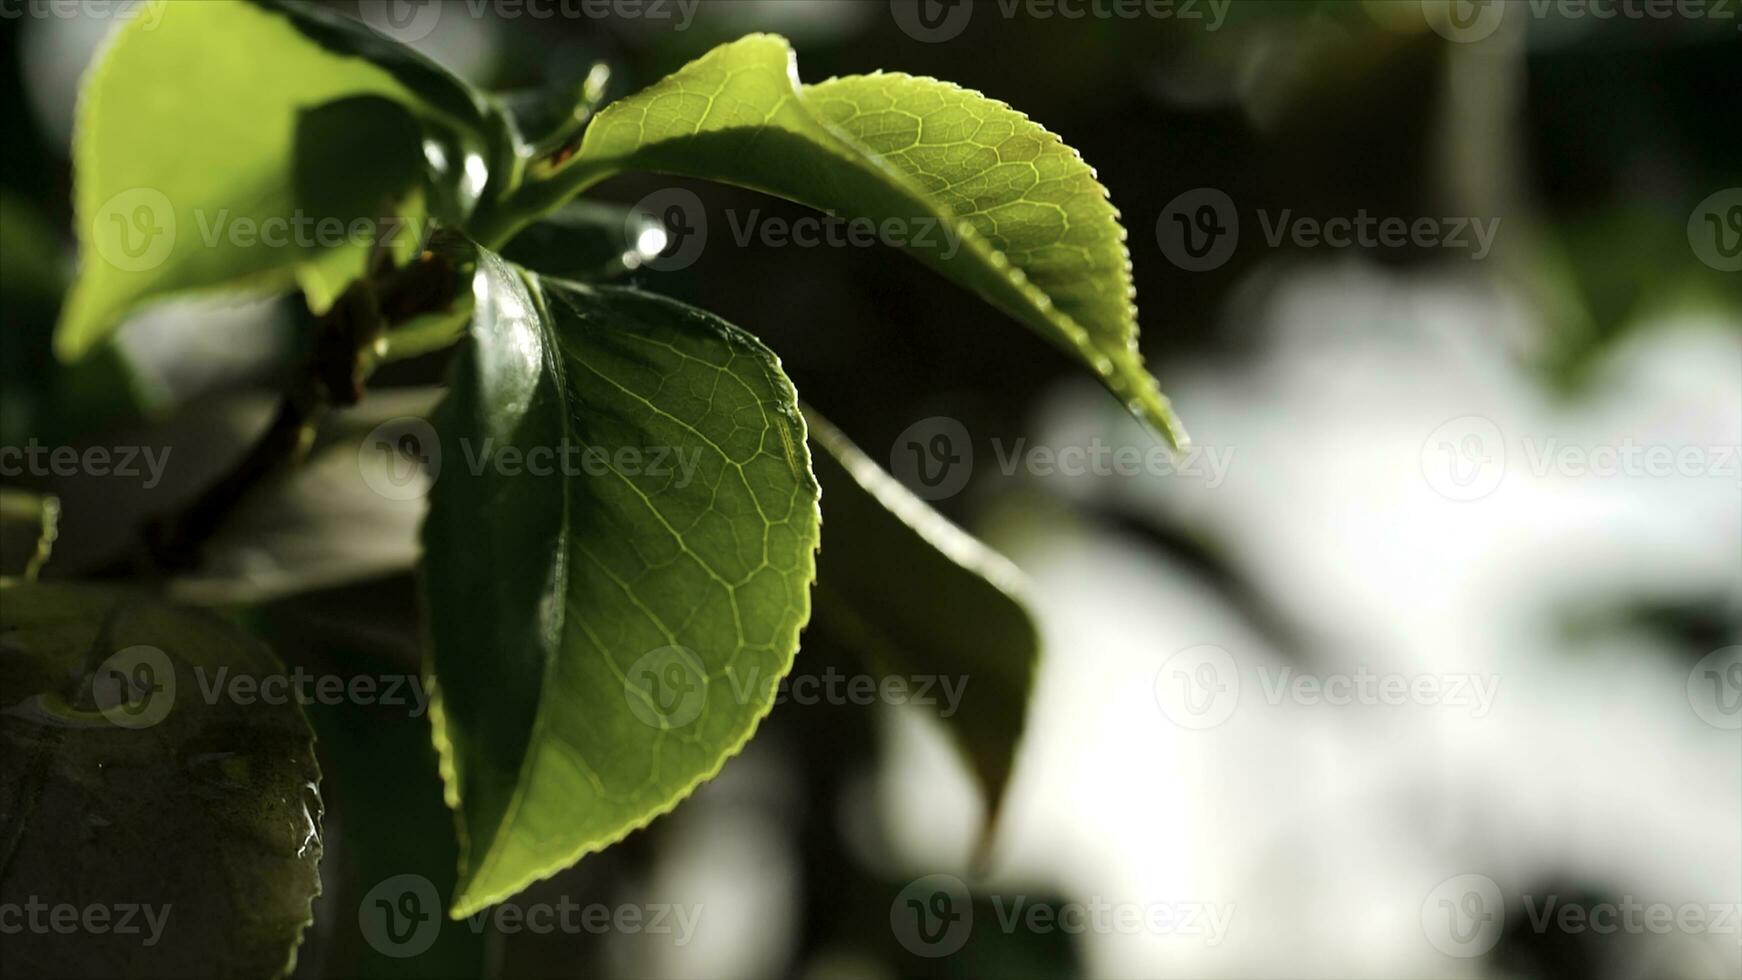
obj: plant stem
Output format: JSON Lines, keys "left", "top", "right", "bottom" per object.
{"left": 142, "top": 243, "right": 464, "bottom": 573}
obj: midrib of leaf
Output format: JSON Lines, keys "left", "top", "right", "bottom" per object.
{"left": 449, "top": 264, "right": 575, "bottom": 904}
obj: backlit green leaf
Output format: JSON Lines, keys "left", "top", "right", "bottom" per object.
{"left": 422, "top": 251, "right": 820, "bottom": 916}
{"left": 494, "top": 34, "right": 1186, "bottom": 448}
{"left": 56, "top": 0, "right": 488, "bottom": 359}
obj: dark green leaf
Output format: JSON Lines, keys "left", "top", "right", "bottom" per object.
{"left": 423, "top": 252, "right": 820, "bottom": 915}
{"left": 0, "top": 582, "right": 323, "bottom": 979}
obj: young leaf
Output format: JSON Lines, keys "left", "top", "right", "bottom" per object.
{"left": 804, "top": 410, "right": 1038, "bottom": 833}
{"left": 422, "top": 251, "right": 821, "bottom": 916}
{"left": 0, "top": 582, "right": 323, "bottom": 980}
{"left": 494, "top": 33, "right": 1187, "bottom": 448}
{"left": 56, "top": 0, "right": 486, "bottom": 360}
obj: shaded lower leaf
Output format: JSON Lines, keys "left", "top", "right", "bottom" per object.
{"left": 0, "top": 582, "right": 323, "bottom": 979}
{"left": 804, "top": 410, "right": 1038, "bottom": 834}
{"left": 422, "top": 252, "right": 820, "bottom": 916}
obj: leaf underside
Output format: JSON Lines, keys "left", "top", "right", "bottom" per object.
{"left": 805, "top": 409, "right": 1039, "bottom": 833}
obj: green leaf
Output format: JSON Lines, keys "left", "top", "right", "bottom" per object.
{"left": 0, "top": 582, "right": 323, "bottom": 979}
{"left": 804, "top": 409, "right": 1038, "bottom": 833}
{"left": 493, "top": 33, "right": 1186, "bottom": 448}
{"left": 56, "top": 0, "right": 487, "bottom": 360}
{"left": 422, "top": 251, "right": 820, "bottom": 916}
